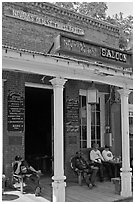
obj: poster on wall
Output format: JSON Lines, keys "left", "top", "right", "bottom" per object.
{"left": 66, "top": 98, "right": 79, "bottom": 133}
{"left": 7, "top": 91, "right": 24, "bottom": 132}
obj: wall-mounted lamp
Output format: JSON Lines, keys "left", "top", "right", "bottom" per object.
{"left": 87, "top": 82, "right": 98, "bottom": 104}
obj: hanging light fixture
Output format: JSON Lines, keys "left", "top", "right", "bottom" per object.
{"left": 87, "top": 81, "right": 98, "bottom": 104}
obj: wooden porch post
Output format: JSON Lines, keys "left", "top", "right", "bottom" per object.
{"left": 117, "top": 88, "right": 132, "bottom": 197}
{"left": 50, "top": 77, "right": 67, "bottom": 202}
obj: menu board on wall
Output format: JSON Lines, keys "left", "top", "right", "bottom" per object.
{"left": 7, "top": 91, "right": 24, "bottom": 131}
{"left": 66, "top": 98, "right": 79, "bottom": 133}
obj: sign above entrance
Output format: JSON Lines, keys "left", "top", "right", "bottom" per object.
{"left": 4, "top": 7, "right": 84, "bottom": 36}
{"left": 54, "top": 34, "right": 132, "bottom": 68}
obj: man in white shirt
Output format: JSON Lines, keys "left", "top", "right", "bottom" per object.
{"left": 102, "top": 145, "right": 114, "bottom": 161}
{"left": 102, "top": 145, "right": 115, "bottom": 180}
{"left": 90, "top": 143, "right": 104, "bottom": 182}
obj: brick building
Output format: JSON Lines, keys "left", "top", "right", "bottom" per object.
{"left": 2, "top": 2, "right": 133, "bottom": 201}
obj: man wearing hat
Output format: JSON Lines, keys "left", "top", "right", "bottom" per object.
{"left": 12, "top": 155, "right": 41, "bottom": 196}
{"left": 71, "top": 151, "right": 98, "bottom": 189}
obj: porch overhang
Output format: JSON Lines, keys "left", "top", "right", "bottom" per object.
{"left": 2, "top": 46, "right": 133, "bottom": 90}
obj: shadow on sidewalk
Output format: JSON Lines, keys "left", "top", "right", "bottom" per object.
{"left": 2, "top": 193, "right": 19, "bottom": 201}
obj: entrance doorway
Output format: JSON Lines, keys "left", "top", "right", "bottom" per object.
{"left": 25, "top": 86, "right": 53, "bottom": 175}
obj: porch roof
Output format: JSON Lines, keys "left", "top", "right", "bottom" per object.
{"left": 2, "top": 45, "right": 133, "bottom": 90}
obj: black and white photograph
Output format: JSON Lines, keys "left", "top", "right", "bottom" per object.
{"left": 2, "top": 1, "right": 133, "bottom": 202}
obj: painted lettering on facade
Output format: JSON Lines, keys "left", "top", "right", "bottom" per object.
{"left": 101, "top": 48, "right": 127, "bottom": 62}
{"left": 4, "top": 7, "right": 84, "bottom": 36}
{"left": 7, "top": 91, "right": 24, "bottom": 131}
{"left": 54, "top": 35, "right": 131, "bottom": 67}
{"left": 63, "top": 38, "right": 97, "bottom": 57}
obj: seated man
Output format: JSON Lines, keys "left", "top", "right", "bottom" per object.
{"left": 71, "top": 151, "right": 98, "bottom": 189}
{"left": 90, "top": 143, "right": 104, "bottom": 182}
{"left": 12, "top": 155, "right": 41, "bottom": 196}
{"left": 102, "top": 145, "right": 115, "bottom": 180}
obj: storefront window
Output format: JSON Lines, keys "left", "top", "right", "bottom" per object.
{"left": 79, "top": 93, "right": 101, "bottom": 148}
{"left": 91, "top": 103, "right": 101, "bottom": 146}
{"left": 79, "top": 95, "right": 87, "bottom": 148}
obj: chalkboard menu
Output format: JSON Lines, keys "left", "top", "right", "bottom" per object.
{"left": 66, "top": 98, "right": 79, "bottom": 133}
{"left": 7, "top": 91, "right": 24, "bottom": 131}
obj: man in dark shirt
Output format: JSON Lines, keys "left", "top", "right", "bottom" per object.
{"left": 12, "top": 155, "right": 41, "bottom": 196}
{"left": 71, "top": 151, "right": 98, "bottom": 189}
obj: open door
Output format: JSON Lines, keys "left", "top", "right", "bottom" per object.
{"left": 25, "top": 86, "right": 53, "bottom": 175}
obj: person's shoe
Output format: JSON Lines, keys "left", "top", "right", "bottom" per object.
{"left": 35, "top": 187, "right": 41, "bottom": 196}
{"left": 88, "top": 183, "right": 93, "bottom": 189}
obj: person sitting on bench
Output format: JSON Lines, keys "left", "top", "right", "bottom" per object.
{"left": 102, "top": 145, "right": 115, "bottom": 180}
{"left": 71, "top": 151, "right": 98, "bottom": 189}
{"left": 12, "top": 155, "right": 41, "bottom": 196}
{"left": 90, "top": 143, "right": 104, "bottom": 182}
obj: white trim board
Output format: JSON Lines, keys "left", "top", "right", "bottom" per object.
{"left": 25, "top": 82, "right": 53, "bottom": 89}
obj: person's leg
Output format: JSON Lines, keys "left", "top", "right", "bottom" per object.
{"left": 83, "top": 172, "right": 90, "bottom": 185}
{"left": 103, "top": 162, "right": 113, "bottom": 180}
{"left": 25, "top": 174, "right": 41, "bottom": 195}
{"left": 97, "top": 163, "right": 104, "bottom": 182}
{"left": 93, "top": 162, "right": 104, "bottom": 182}
{"left": 90, "top": 167, "right": 98, "bottom": 186}
{"left": 83, "top": 172, "right": 93, "bottom": 189}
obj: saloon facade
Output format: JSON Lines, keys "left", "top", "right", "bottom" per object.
{"left": 2, "top": 2, "right": 133, "bottom": 201}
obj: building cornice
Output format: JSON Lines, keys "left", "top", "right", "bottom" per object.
{"left": 5, "top": 2, "right": 120, "bottom": 36}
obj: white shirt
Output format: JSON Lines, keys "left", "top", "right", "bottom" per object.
{"left": 102, "top": 150, "right": 113, "bottom": 161}
{"left": 90, "top": 149, "right": 104, "bottom": 162}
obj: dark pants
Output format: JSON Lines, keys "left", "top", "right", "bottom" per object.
{"left": 83, "top": 168, "right": 98, "bottom": 186}
{"left": 93, "top": 162, "right": 104, "bottom": 181}
{"left": 23, "top": 173, "right": 40, "bottom": 192}
{"left": 103, "top": 161, "right": 114, "bottom": 179}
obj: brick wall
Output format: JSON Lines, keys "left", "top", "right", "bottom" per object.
{"left": 3, "top": 72, "right": 25, "bottom": 179}
{"left": 2, "top": 2, "right": 120, "bottom": 53}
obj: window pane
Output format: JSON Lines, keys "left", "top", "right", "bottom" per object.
{"left": 96, "top": 126, "right": 100, "bottom": 139}
{"left": 91, "top": 126, "right": 95, "bottom": 139}
{"left": 82, "top": 126, "right": 87, "bottom": 140}
{"left": 96, "top": 112, "right": 100, "bottom": 125}
{"left": 96, "top": 103, "right": 100, "bottom": 111}
{"left": 96, "top": 140, "right": 101, "bottom": 147}
{"left": 82, "top": 141, "right": 87, "bottom": 148}
{"left": 91, "top": 112, "right": 95, "bottom": 125}
{"left": 129, "top": 117, "right": 133, "bottom": 135}
{"left": 82, "top": 96, "right": 86, "bottom": 107}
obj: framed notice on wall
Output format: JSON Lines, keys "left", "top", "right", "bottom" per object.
{"left": 7, "top": 91, "right": 24, "bottom": 131}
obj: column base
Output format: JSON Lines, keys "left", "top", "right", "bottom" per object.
{"left": 120, "top": 171, "right": 132, "bottom": 197}
{"left": 52, "top": 179, "right": 66, "bottom": 202}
